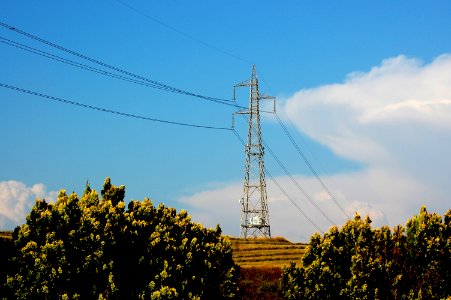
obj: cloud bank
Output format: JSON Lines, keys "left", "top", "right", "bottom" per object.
{"left": 0, "top": 180, "right": 58, "bottom": 229}
{"left": 183, "top": 54, "right": 451, "bottom": 241}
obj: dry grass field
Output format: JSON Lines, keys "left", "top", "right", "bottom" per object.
{"left": 0, "top": 231, "right": 12, "bottom": 239}
{"left": 230, "top": 236, "right": 306, "bottom": 268}
{"left": 230, "top": 237, "right": 307, "bottom": 299}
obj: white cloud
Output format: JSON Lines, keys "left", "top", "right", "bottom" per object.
{"left": 179, "top": 54, "right": 451, "bottom": 242}
{"left": 0, "top": 180, "right": 58, "bottom": 229}
{"left": 284, "top": 55, "right": 451, "bottom": 164}
{"left": 284, "top": 54, "right": 451, "bottom": 190}
{"left": 178, "top": 183, "right": 242, "bottom": 234}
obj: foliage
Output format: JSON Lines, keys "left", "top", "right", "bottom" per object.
{"left": 6, "top": 178, "right": 239, "bottom": 299}
{"left": 281, "top": 207, "right": 451, "bottom": 299}
{"left": 0, "top": 233, "right": 16, "bottom": 299}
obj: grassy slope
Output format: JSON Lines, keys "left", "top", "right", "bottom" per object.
{"left": 230, "top": 237, "right": 306, "bottom": 268}
{"left": 0, "top": 231, "right": 13, "bottom": 239}
{"left": 231, "top": 237, "right": 307, "bottom": 300}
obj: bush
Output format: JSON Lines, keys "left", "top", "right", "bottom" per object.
{"left": 0, "top": 233, "right": 16, "bottom": 299}
{"left": 6, "top": 178, "right": 239, "bottom": 299}
{"left": 281, "top": 207, "right": 451, "bottom": 299}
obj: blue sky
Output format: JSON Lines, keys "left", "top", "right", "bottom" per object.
{"left": 1, "top": 1, "right": 451, "bottom": 240}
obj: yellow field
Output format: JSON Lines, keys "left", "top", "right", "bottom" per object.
{"left": 230, "top": 237, "right": 306, "bottom": 268}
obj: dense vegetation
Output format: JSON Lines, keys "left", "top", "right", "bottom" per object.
{"left": 281, "top": 207, "right": 451, "bottom": 299}
{"left": 1, "top": 178, "right": 239, "bottom": 299}
{"left": 2, "top": 178, "right": 450, "bottom": 299}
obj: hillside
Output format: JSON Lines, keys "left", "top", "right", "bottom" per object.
{"left": 230, "top": 237, "right": 306, "bottom": 299}
{"left": 0, "top": 231, "right": 12, "bottom": 239}
{"left": 230, "top": 237, "right": 306, "bottom": 268}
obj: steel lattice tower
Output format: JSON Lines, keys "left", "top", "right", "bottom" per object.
{"left": 234, "top": 65, "right": 273, "bottom": 238}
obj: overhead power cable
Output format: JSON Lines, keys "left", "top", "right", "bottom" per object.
{"left": 255, "top": 70, "right": 350, "bottom": 220}
{"left": 231, "top": 128, "right": 323, "bottom": 233}
{"left": 0, "top": 82, "right": 232, "bottom": 131}
{"left": 0, "top": 21, "right": 234, "bottom": 105}
{"left": 0, "top": 36, "right": 246, "bottom": 110}
{"left": 115, "top": 0, "right": 252, "bottom": 65}
{"left": 232, "top": 97, "right": 337, "bottom": 226}
{"left": 265, "top": 168, "right": 323, "bottom": 233}
{"left": 251, "top": 70, "right": 350, "bottom": 221}
{"left": 261, "top": 137, "right": 337, "bottom": 225}
{"left": 273, "top": 113, "right": 351, "bottom": 219}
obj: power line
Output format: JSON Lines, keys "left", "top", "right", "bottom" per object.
{"left": 232, "top": 95, "right": 337, "bottom": 226}
{"left": 0, "top": 36, "right": 246, "bottom": 109}
{"left": 0, "top": 21, "right": 234, "bottom": 105}
{"left": 115, "top": 0, "right": 252, "bottom": 65}
{"left": 261, "top": 137, "right": 337, "bottom": 225}
{"left": 0, "top": 82, "right": 232, "bottom": 131}
{"left": 254, "top": 68, "right": 350, "bottom": 220}
{"left": 265, "top": 168, "right": 323, "bottom": 233}
{"left": 248, "top": 68, "right": 350, "bottom": 220}
{"left": 274, "top": 113, "right": 351, "bottom": 219}
{"left": 1, "top": 19, "right": 349, "bottom": 222}
{"left": 0, "top": 37, "right": 163, "bottom": 88}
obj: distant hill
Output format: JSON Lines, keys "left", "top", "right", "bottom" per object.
{"left": 230, "top": 237, "right": 306, "bottom": 268}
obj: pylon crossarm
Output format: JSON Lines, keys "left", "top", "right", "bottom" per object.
{"left": 234, "top": 80, "right": 250, "bottom": 88}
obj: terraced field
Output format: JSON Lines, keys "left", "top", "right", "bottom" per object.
{"left": 0, "top": 231, "right": 12, "bottom": 239}
{"left": 230, "top": 237, "right": 306, "bottom": 268}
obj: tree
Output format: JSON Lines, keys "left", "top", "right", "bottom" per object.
{"left": 7, "top": 178, "right": 239, "bottom": 299}
{"left": 281, "top": 207, "right": 451, "bottom": 299}
{"left": 0, "top": 232, "right": 16, "bottom": 299}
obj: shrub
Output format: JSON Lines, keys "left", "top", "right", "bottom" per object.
{"left": 7, "top": 178, "right": 239, "bottom": 299}
{"left": 281, "top": 207, "right": 451, "bottom": 299}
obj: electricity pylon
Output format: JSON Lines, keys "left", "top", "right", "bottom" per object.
{"left": 233, "top": 65, "right": 274, "bottom": 238}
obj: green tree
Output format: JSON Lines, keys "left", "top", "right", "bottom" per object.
{"left": 281, "top": 207, "right": 451, "bottom": 300}
{"left": 7, "top": 178, "right": 239, "bottom": 299}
